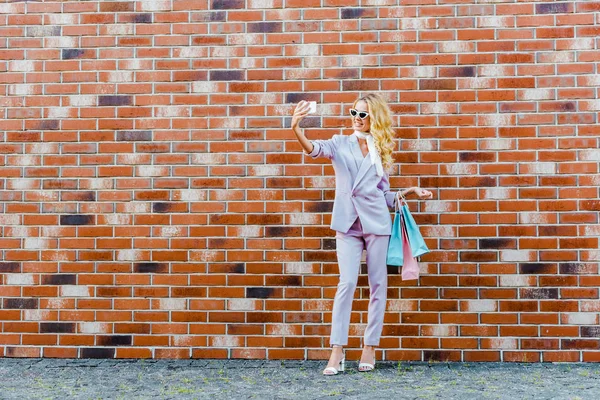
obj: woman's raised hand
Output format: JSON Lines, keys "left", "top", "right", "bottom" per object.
{"left": 291, "top": 101, "right": 311, "bottom": 130}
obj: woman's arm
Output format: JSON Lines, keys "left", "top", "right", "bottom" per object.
{"left": 401, "top": 186, "right": 433, "bottom": 199}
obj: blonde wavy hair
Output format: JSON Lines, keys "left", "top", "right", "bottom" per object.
{"left": 353, "top": 94, "right": 396, "bottom": 173}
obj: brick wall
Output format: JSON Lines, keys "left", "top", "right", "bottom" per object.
{"left": 0, "top": 0, "right": 599, "bottom": 362}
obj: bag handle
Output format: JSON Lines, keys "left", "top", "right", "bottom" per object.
{"left": 395, "top": 191, "right": 406, "bottom": 212}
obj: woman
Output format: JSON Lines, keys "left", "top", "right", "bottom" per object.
{"left": 291, "top": 94, "right": 433, "bottom": 375}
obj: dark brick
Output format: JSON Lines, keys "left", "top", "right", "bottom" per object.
{"left": 459, "top": 152, "right": 496, "bottom": 162}
{"left": 360, "top": 264, "right": 369, "bottom": 275}
{"left": 98, "top": 96, "right": 132, "bottom": 106}
{"left": 134, "top": 262, "right": 168, "bottom": 273}
{"left": 341, "top": 8, "right": 365, "bottom": 19}
{"left": 479, "top": 239, "right": 516, "bottom": 250}
{"left": 152, "top": 202, "right": 173, "bottom": 213}
{"left": 266, "top": 178, "right": 303, "bottom": 188}
{"left": 419, "top": 79, "right": 456, "bottom": 90}
{"left": 342, "top": 80, "right": 379, "bottom": 91}
{"left": 248, "top": 22, "right": 282, "bottom": 33}
{"left": 4, "top": 298, "right": 38, "bottom": 309}
{"left": 268, "top": 276, "right": 301, "bottom": 286}
{"left": 81, "top": 348, "right": 115, "bottom": 359}
{"left": 520, "top": 288, "right": 558, "bottom": 300}
{"left": 97, "top": 335, "right": 132, "bottom": 346}
{"left": 247, "top": 287, "right": 275, "bottom": 298}
{"left": 117, "top": 130, "right": 152, "bottom": 141}
{"left": 384, "top": 325, "right": 419, "bottom": 336}
{"left": 305, "top": 251, "right": 337, "bottom": 262}
{"left": 460, "top": 176, "right": 497, "bottom": 187}
{"left": 323, "top": 238, "right": 336, "bottom": 250}
{"left": 230, "top": 263, "right": 245, "bottom": 273}
{"left": 424, "top": 351, "right": 459, "bottom": 362}
{"left": 209, "top": 70, "right": 244, "bottom": 81}
{"left": 62, "top": 191, "right": 95, "bottom": 202}
{"left": 208, "top": 263, "right": 244, "bottom": 274}
{"left": 266, "top": 226, "right": 302, "bottom": 237}
{"left": 560, "top": 263, "right": 587, "bottom": 274}
{"left": 211, "top": 0, "right": 244, "bottom": 9}
{"left": 335, "top": 69, "right": 360, "bottom": 79}
{"left": 285, "top": 93, "right": 320, "bottom": 104}
{"left": 283, "top": 116, "right": 321, "bottom": 129}
{"left": 387, "top": 265, "right": 401, "bottom": 274}
{"left": 62, "top": 48, "right": 85, "bottom": 60}
{"left": 440, "top": 66, "right": 476, "bottom": 77}
{"left": 38, "top": 120, "right": 60, "bottom": 130}
{"left": 520, "top": 263, "right": 555, "bottom": 274}
{"left": 536, "top": 2, "right": 569, "bottom": 14}
{"left": 301, "top": 117, "right": 322, "bottom": 129}
{"left": 208, "top": 11, "right": 226, "bottom": 21}
{"left": 42, "top": 274, "right": 77, "bottom": 285}
{"left": 229, "top": 106, "right": 249, "bottom": 116}
{"left": 582, "top": 326, "right": 600, "bottom": 337}
{"left": 562, "top": 339, "right": 600, "bottom": 350}
{"left": 560, "top": 101, "right": 576, "bottom": 112}
{"left": 133, "top": 13, "right": 152, "bottom": 23}
{"left": 5, "top": 348, "right": 18, "bottom": 357}
{"left": 539, "top": 226, "right": 572, "bottom": 237}
{"left": 0, "top": 262, "right": 20, "bottom": 273}
{"left": 460, "top": 251, "right": 497, "bottom": 262}
{"left": 306, "top": 202, "right": 333, "bottom": 213}
{"left": 40, "top": 323, "right": 75, "bottom": 333}
{"left": 60, "top": 215, "right": 94, "bottom": 225}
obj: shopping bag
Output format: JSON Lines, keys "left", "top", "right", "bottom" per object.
{"left": 400, "top": 196, "right": 430, "bottom": 258}
{"left": 386, "top": 196, "right": 404, "bottom": 267}
{"left": 386, "top": 192, "right": 429, "bottom": 280}
{"left": 401, "top": 217, "right": 420, "bottom": 281}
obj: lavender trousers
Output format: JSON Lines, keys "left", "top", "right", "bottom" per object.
{"left": 330, "top": 217, "right": 390, "bottom": 347}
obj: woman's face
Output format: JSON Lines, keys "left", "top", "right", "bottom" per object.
{"left": 352, "top": 100, "right": 371, "bottom": 133}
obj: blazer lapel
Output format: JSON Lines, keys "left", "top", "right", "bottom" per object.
{"left": 352, "top": 151, "right": 373, "bottom": 192}
{"left": 349, "top": 134, "right": 364, "bottom": 167}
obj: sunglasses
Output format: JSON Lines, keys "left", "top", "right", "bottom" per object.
{"left": 349, "top": 109, "right": 369, "bottom": 119}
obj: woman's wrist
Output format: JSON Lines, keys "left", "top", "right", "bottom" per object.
{"left": 292, "top": 125, "right": 303, "bottom": 137}
{"left": 400, "top": 187, "right": 417, "bottom": 197}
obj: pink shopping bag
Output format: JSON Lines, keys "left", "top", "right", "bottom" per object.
{"left": 401, "top": 215, "right": 420, "bottom": 281}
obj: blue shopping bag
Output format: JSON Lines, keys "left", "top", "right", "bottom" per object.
{"left": 386, "top": 205, "right": 404, "bottom": 267}
{"left": 400, "top": 198, "right": 429, "bottom": 258}
{"left": 386, "top": 192, "right": 429, "bottom": 267}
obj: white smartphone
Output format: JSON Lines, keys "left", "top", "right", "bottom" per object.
{"left": 307, "top": 101, "right": 317, "bottom": 114}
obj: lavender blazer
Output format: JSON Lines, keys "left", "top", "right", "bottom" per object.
{"left": 307, "top": 134, "right": 397, "bottom": 235}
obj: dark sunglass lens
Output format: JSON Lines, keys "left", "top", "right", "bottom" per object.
{"left": 359, "top": 113, "right": 368, "bottom": 119}
{"left": 350, "top": 109, "right": 357, "bottom": 116}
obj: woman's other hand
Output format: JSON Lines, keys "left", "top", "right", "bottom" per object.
{"left": 414, "top": 187, "right": 433, "bottom": 199}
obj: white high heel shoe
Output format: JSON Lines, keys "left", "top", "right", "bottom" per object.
{"left": 359, "top": 349, "right": 376, "bottom": 372}
{"left": 358, "top": 361, "right": 375, "bottom": 372}
{"left": 323, "top": 353, "right": 345, "bottom": 375}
